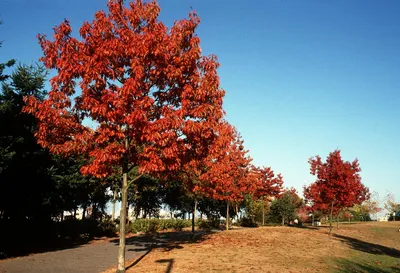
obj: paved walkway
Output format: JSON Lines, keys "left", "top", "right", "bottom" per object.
{"left": 0, "top": 236, "right": 154, "bottom": 273}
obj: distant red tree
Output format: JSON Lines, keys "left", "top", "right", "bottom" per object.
{"left": 297, "top": 205, "right": 310, "bottom": 223}
{"left": 176, "top": 121, "right": 233, "bottom": 233}
{"left": 201, "top": 126, "right": 253, "bottom": 230}
{"left": 343, "top": 210, "right": 352, "bottom": 222}
{"left": 250, "top": 166, "right": 284, "bottom": 225}
{"left": 303, "top": 150, "right": 369, "bottom": 234}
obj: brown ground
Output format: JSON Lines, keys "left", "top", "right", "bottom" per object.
{"left": 103, "top": 222, "right": 400, "bottom": 273}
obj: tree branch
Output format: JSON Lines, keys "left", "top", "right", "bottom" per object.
{"left": 127, "top": 173, "right": 144, "bottom": 187}
{"left": 127, "top": 164, "right": 136, "bottom": 173}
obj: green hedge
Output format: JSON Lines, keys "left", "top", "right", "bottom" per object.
{"left": 127, "top": 218, "right": 227, "bottom": 233}
{"left": 128, "top": 219, "right": 192, "bottom": 233}
{"left": 197, "top": 219, "right": 220, "bottom": 230}
{"left": 239, "top": 217, "right": 259, "bottom": 227}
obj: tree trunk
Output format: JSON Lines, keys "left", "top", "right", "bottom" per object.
{"left": 336, "top": 216, "right": 339, "bottom": 229}
{"left": 116, "top": 168, "right": 128, "bottom": 272}
{"left": 82, "top": 206, "right": 86, "bottom": 220}
{"left": 117, "top": 136, "right": 130, "bottom": 273}
{"left": 312, "top": 213, "right": 314, "bottom": 226}
{"left": 262, "top": 197, "right": 265, "bottom": 226}
{"left": 282, "top": 215, "right": 284, "bottom": 226}
{"left": 192, "top": 199, "right": 197, "bottom": 233}
{"left": 92, "top": 203, "right": 97, "bottom": 220}
{"left": 73, "top": 207, "right": 77, "bottom": 219}
{"left": 61, "top": 211, "right": 64, "bottom": 222}
{"left": 126, "top": 204, "right": 130, "bottom": 225}
{"left": 329, "top": 201, "right": 334, "bottom": 235}
{"left": 226, "top": 201, "right": 230, "bottom": 231}
{"left": 112, "top": 187, "right": 117, "bottom": 221}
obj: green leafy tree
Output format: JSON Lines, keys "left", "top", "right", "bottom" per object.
{"left": 269, "top": 189, "right": 303, "bottom": 226}
{"left": 0, "top": 20, "right": 15, "bottom": 82}
{"left": 128, "top": 174, "right": 162, "bottom": 219}
{"left": 50, "top": 155, "right": 111, "bottom": 220}
{"left": 0, "top": 64, "right": 52, "bottom": 220}
{"left": 163, "top": 180, "right": 195, "bottom": 219}
{"left": 384, "top": 192, "right": 400, "bottom": 221}
{"left": 243, "top": 194, "right": 270, "bottom": 225}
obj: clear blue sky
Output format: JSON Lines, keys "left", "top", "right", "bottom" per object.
{"left": 1, "top": 0, "right": 399, "bottom": 208}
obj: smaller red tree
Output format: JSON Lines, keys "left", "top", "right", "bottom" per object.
{"left": 201, "top": 126, "right": 253, "bottom": 230}
{"left": 343, "top": 210, "right": 352, "bottom": 222}
{"left": 252, "top": 166, "right": 284, "bottom": 225}
{"left": 304, "top": 150, "right": 369, "bottom": 234}
{"left": 297, "top": 205, "right": 311, "bottom": 224}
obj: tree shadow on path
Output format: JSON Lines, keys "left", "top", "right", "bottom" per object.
{"left": 110, "top": 230, "right": 213, "bottom": 270}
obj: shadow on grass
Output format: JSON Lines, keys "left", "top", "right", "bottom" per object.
{"left": 295, "top": 224, "right": 400, "bottom": 259}
{"left": 111, "top": 230, "right": 213, "bottom": 270}
{"left": 332, "top": 257, "right": 400, "bottom": 273}
{"left": 332, "top": 234, "right": 400, "bottom": 259}
{"left": 156, "top": 258, "right": 174, "bottom": 273}
{"left": 125, "top": 248, "right": 153, "bottom": 271}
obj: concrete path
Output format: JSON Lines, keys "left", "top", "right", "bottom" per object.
{"left": 0, "top": 236, "right": 154, "bottom": 273}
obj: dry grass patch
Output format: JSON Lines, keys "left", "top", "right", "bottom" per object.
{"left": 103, "top": 222, "right": 400, "bottom": 273}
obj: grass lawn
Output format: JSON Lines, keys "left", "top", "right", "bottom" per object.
{"left": 104, "top": 221, "right": 400, "bottom": 273}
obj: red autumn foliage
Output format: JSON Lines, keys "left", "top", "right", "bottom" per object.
{"left": 303, "top": 150, "right": 369, "bottom": 231}
{"left": 24, "top": 0, "right": 225, "bottom": 178}
{"left": 343, "top": 210, "right": 351, "bottom": 219}
{"left": 297, "top": 205, "right": 311, "bottom": 223}
{"left": 201, "top": 126, "right": 253, "bottom": 203}
{"left": 252, "top": 166, "right": 284, "bottom": 200}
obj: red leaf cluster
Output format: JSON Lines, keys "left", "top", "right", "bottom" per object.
{"left": 200, "top": 124, "right": 253, "bottom": 202}
{"left": 252, "top": 166, "right": 284, "bottom": 200}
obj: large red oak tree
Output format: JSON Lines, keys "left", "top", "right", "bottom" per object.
{"left": 24, "top": 0, "right": 225, "bottom": 271}
{"left": 303, "top": 150, "right": 369, "bottom": 234}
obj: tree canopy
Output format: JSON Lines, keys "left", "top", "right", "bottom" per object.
{"left": 304, "top": 150, "right": 369, "bottom": 233}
